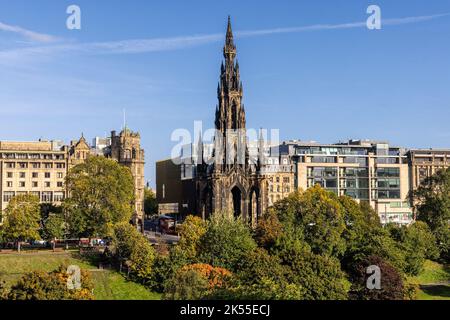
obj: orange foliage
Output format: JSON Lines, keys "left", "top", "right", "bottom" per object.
{"left": 180, "top": 263, "right": 232, "bottom": 289}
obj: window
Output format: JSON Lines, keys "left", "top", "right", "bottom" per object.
{"left": 53, "top": 192, "right": 65, "bottom": 202}
{"left": 45, "top": 182, "right": 51, "bottom": 188}
{"left": 378, "top": 190, "right": 401, "bottom": 199}
{"left": 32, "top": 162, "right": 40, "bottom": 169}
{"left": 57, "top": 182, "right": 63, "bottom": 188}
{"left": 376, "top": 168, "right": 400, "bottom": 177}
{"left": 32, "top": 172, "right": 38, "bottom": 178}
{"left": 19, "top": 162, "right": 28, "bottom": 168}
{"left": 325, "top": 180, "right": 337, "bottom": 188}
{"left": 41, "top": 192, "right": 52, "bottom": 202}
{"left": 376, "top": 158, "right": 398, "bottom": 164}
{"left": 312, "top": 156, "right": 336, "bottom": 163}
{"left": 283, "top": 177, "right": 290, "bottom": 183}
{"left": 5, "top": 162, "right": 15, "bottom": 168}
{"left": 56, "top": 163, "right": 65, "bottom": 169}
{"left": 7, "top": 172, "right": 13, "bottom": 178}
{"left": 7, "top": 181, "right": 13, "bottom": 187}
{"left": 308, "top": 167, "right": 338, "bottom": 178}
{"left": 345, "top": 189, "right": 369, "bottom": 200}
{"left": 377, "top": 178, "right": 400, "bottom": 189}
{"left": 344, "top": 168, "right": 368, "bottom": 177}
{"left": 45, "top": 172, "right": 51, "bottom": 178}
{"left": 19, "top": 172, "right": 26, "bottom": 178}
{"left": 19, "top": 181, "right": 25, "bottom": 187}
{"left": 44, "top": 163, "right": 53, "bottom": 169}
{"left": 57, "top": 172, "right": 64, "bottom": 179}
{"left": 3, "top": 192, "right": 15, "bottom": 202}
{"left": 32, "top": 182, "right": 38, "bottom": 188}
{"left": 276, "top": 177, "right": 280, "bottom": 183}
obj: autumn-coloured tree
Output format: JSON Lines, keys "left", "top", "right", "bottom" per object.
{"left": 254, "top": 210, "right": 283, "bottom": 249}
{"left": 177, "top": 215, "right": 207, "bottom": 260}
{"left": 163, "top": 263, "right": 232, "bottom": 300}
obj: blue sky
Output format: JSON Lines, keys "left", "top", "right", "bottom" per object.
{"left": 1, "top": 0, "right": 450, "bottom": 187}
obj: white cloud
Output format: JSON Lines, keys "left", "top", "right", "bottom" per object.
{"left": 0, "top": 13, "right": 448, "bottom": 62}
{"left": 0, "top": 21, "right": 59, "bottom": 43}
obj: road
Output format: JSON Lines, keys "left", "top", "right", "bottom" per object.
{"left": 144, "top": 230, "right": 180, "bottom": 245}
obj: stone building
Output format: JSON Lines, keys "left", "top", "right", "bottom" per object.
{"left": 195, "top": 17, "right": 267, "bottom": 225}
{"left": 407, "top": 149, "right": 450, "bottom": 190}
{"left": 107, "top": 128, "right": 145, "bottom": 226}
{"left": 0, "top": 140, "right": 68, "bottom": 222}
{"left": 262, "top": 151, "right": 295, "bottom": 207}
{"left": 0, "top": 128, "right": 145, "bottom": 228}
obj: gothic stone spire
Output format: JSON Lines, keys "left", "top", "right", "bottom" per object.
{"left": 216, "top": 16, "right": 245, "bottom": 132}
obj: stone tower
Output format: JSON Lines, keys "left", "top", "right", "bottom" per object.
{"left": 110, "top": 128, "right": 145, "bottom": 228}
{"left": 68, "top": 134, "right": 90, "bottom": 167}
{"left": 196, "top": 17, "right": 267, "bottom": 226}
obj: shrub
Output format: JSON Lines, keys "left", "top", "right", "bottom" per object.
{"left": 7, "top": 265, "right": 94, "bottom": 300}
{"left": 349, "top": 255, "right": 405, "bottom": 300}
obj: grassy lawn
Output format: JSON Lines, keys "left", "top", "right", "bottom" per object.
{"left": 408, "top": 260, "right": 450, "bottom": 300}
{"left": 90, "top": 271, "right": 161, "bottom": 300}
{"left": 0, "top": 251, "right": 161, "bottom": 300}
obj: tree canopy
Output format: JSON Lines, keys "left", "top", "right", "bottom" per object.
{"left": 64, "top": 156, "right": 135, "bottom": 238}
{"left": 2, "top": 194, "right": 41, "bottom": 251}
{"left": 413, "top": 168, "right": 450, "bottom": 262}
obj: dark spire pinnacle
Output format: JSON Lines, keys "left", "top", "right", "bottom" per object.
{"left": 226, "top": 15, "right": 233, "bottom": 41}
{"left": 224, "top": 16, "right": 236, "bottom": 59}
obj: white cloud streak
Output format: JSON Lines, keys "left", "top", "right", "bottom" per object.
{"left": 0, "top": 13, "right": 448, "bottom": 62}
{"left": 0, "top": 21, "right": 59, "bottom": 43}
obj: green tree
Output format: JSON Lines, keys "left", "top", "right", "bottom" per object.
{"left": 144, "top": 187, "right": 158, "bottom": 218}
{"left": 211, "top": 278, "right": 304, "bottom": 300}
{"left": 280, "top": 244, "right": 350, "bottom": 300}
{"left": 163, "top": 269, "right": 209, "bottom": 300}
{"left": 386, "top": 221, "right": 439, "bottom": 275}
{"left": 199, "top": 212, "right": 257, "bottom": 271}
{"left": 64, "top": 156, "right": 135, "bottom": 238}
{"left": 235, "top": 248, "right": 287, "bottom": 286}
{"left": 42, "top": 214, "right": 65, "bottom": 241}
{"left": 129, "top": 236, "right": 155, "bottom": 283}
{"left": 344, "top": 226, "right": 407, "bottom": 275}
{"left": 2, "top": 194, "right": 41, "bottom": 252}
{"left": 112, "top": 222, "right": 156, "bottom": 284}
{"left": 413, "top": 168, "right": 450, "bottom": 261}
{"left": 150, "top": 249, "right": 189, "bottom": 293}
{"left": 271, "top": 186, "right": 346, "bottom": 257}
{"left": 112, "top": 222, "right": 141, "bottom": 261}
